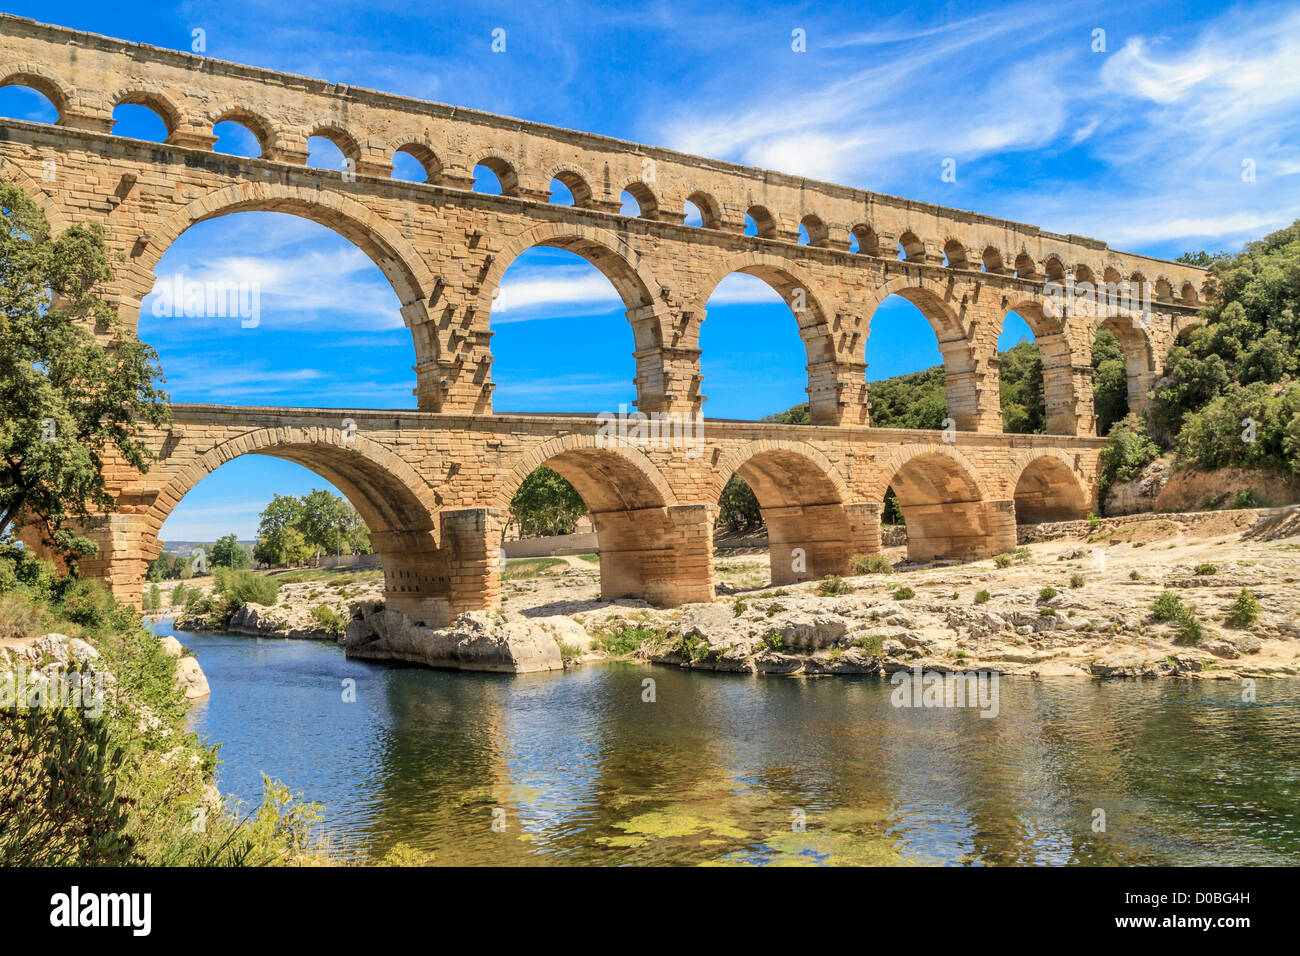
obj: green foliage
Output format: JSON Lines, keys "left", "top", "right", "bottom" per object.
{"left": 717, "top": 474, "right": 762, "bottom": 532}
{"left": 508, "top": 466, "right": 587, "bottom": 537}
{"left": 1193, "top": 563, "right": 1218, "bottom": 576}
{"left": 1038, "top": 586, "right": 1058, "bottom": 601}
{"left": 864, "top": 366, "right": 948, "bottom": 430}
{"left": 761, "top": 404, "right": 810, "bottom": 425}
{"left": 1069, "top": 573, "right": 1085, "bottom": 589}
{"left": 854, "top": 633, "right": 885, "bottom": 656}
{"left": 501, "top": 557, "right": 566, "bottom": 580}
{"left": 0, "top": 185, "right": 170, "bottom": 560}
{"left": 1151, "top": 591, "right": 1185, "bottom": 621}
{"left": 998, "top": 339, "right": 1045, "bottom": 434}
{"left": 815, "top": 574, "right": 853, "bottom": 596}
{"left": 1129, "top": 570, "right": 1141, "bottom": 580}
{"left": 1173, "top": 611, "right": 1203, "bottom": 646}
{"left": 849, "top": 554, "right": 893, "bottom": 574}
{"left": 893, "top": 586, "right": 915, "bottom": 600}
{"left": 309, "top": 604, "right": 346, "bottom": 636}
{"left": 594, "top": 625, "right": 655, "bottom": 656}
{"left": 1097, "top": 413, "right": 1161, "bottom": 506}
{"left": 1234, "top": 489, "right": 1263, "bottom": 509}
{"left": 1225, "top": 588, "right": 1260, "bottom": 627}
{"left": 732, "top": 598, "right": 747, "bottom": 617}
{"left": 210, "top": 533, "right": 250, "bottom": 570}
{"left": 143, "top": 583, "right": 162, "bottom": 613}
{"left": 1174, "top": 381, "right": 1300, "bottom": 475}
{"left": 994, "top": 553, "right": 1014, "bottom": 568}
{"left": 1091, "top": 326, "right": 1130, "bottom": 436}
{"left": 220, "top": 570, "right": 278, "bottom": 608}
{"left": 974, "top": 589, "right": 991, "bottom": 604}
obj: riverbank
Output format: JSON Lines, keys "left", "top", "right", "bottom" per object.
{"left": 169, "top": 505, "right": 1300, "bottom": 681}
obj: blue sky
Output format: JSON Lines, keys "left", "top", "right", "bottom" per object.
{"left": 4, "top": 0, "right": 1299, "bottom": 540}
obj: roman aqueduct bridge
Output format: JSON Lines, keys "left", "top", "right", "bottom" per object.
{"left": 0, "top": 16, "right": 1211, "bottom": 616}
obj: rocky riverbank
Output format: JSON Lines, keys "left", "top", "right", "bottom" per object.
{"left": 186, "top": 505, "right": 1300, "bottom": 680}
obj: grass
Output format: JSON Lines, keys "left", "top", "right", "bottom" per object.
{"left": 1193, "top": 563, "right": 1218, "bottom": 576}
{"left": 892, "top": 586, "right": 915, "bottom": 601}
{"left": 848, "top": 554, "right": 893, "bottom": 575}
{"left": 501, "top": 557, "right": 567, "bottom": 580}
{"left": 994, "top": 553, "right": 1014, "bottom": 568}
{"left": 815, "top": 575, "right": 853, "bottom": 596}
{"left": 593, "top": 625, "right": 656, "bottom": 656}
{"left": 1069, "top": 573, "right": 1085, "bottom": 588}
{"left": 1038, "top": 586, "right": 1058, "bottom": 602}
{"left": 263, "top": 567, "right": 382, "bottom": 587}
{"left": 576, "top": 553, "right": 600, "bottom": 564}
{"left": 854, "top": 633, "right": 885, "bottom": 656}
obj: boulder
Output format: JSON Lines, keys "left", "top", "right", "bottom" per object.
{"left": 344, "top": 608, "right": 564, "bottom": 673}
{"left": 174, "top": 656, "right": 210, "bottom": 700}
{"left": 158, "top": 635, "right": 185, "bottom": 658}
{"left": 1090, "top": 651, "right": 1148, "bottom": 677}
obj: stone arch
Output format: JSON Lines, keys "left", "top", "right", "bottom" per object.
{"left": 497, "top": 435, "right": 703, "bottom": 604}
{"left": 1180, "top": 280, "right": 1199, "bottom": 305}
{"left": 800, "top": 214, "right": 830, "bottom": 247}
{"left": 712, "top": 440, "right": 856, "bottom": 585}
{"left": 870, "top": 444, "right": 1006, "bottom": 562}
{"left": 746, "top": 203, "right": 778, "bottom": 238}
{"left": 999, "top": 297, "right": 1078, "bottom": 435}
{"left": 943, "top": 238, "right": 970, "bottom": 270}
{"left": 982, "top": 246, "right": 1006, "bottom": 274}
{"left": 209, "top": 105, "right": 276, "bottom": 155}
{"left": 545, "top": 162, "right": 596, "bottom": 207}
{"left": 472, "top": 150, "right": 521, "bottom": 195}
{"left": 307, "top": 123, "right": 362, "bottom": 163}
{"left": 0, "top": 155, "right": 71, "bottom": 233}
{"left": 851, "top": 223, "right": 881, "bottom": 256}
{"left": 1091, "top": 309, "right": 1157, "bottom": 422}
{"left": 122, "top": 181, "right": 438, "bottom": 379}
{"left": 1011, "top": 451, "right": 1090, "bottom": 524}
{"left": 897, "top": 230, "right": 926, "bottom": 261}
{"left": 1043, "top": 255, "right": 1067, "bottom": 282}
{"left": 1014, "top": 251, "right": 1038, "bottom": 279}
{"left": 621, "top": 179, "right": 659, "bottom": 219}
{"left": 0, "top": 65, "right": 70, "bottom": 118}
{"left": 111, "top": 86, "right": 182, "bottom": 136}
{"left": 684, "top": 188, "right": 722, "bottom": 229}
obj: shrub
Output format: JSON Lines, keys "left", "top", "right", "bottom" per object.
{"left": 1038, "top": 586, "right": 1058, "bottom": 602}
{"left": 1193, "top": 563, "right": 1218, "bottom": 576}
{"left": 854, "top": 633, "right": 885, "bottom": 656}
{"left": 309, "top": 604, "right": 346, "bottom": 636}
{"left": 974, "top": 589, "right": 991, "bottom": 604}
{"left": 1234, "top": 488, "right": 1263, "bottom": 509}
{"left": 1097, "top": 413, "right": 1161, "bottom": 504}
{"left": 1129, "top": 570, "right": 1141, "bottom": 580}
{"left": 1087, "top": 512, "right": 1100, "bottom": 531}
{"left": 1151, "top": 591, "right": 1185, "bottom": 621}
{"left": 1069, "top": 573, "right": 1085, "bottom": 588}
{"left": 59, "top": 578, "right": 134, "bottom": 633}
{"left": 220, "top": 571, "right": 278, "bottom": 608}
{"left": 1173, "top": 610, "right": 1203, "bottom": 646}
{"left": 732, "top": 599, "right": 747, "bottom": 617}
{"left": 893, "top": 586, "right": 915, "bottom": 601}
{"left": 0, "top": 596, "right": 44, "bottom": 643}
{"left": 816, "top": 575, "right": 853, "bottom": 596}
{"left": 1225, "top": 588, "right": 1260, "bottom": 627}
{"left": 994, "top": 553, "right": 1014, "bottom": 568}
{"left": 595, "top": 625, "right": 655, "bottom": 656}
{"left": 849, "top": 554, "right": 893, "bottom": 575}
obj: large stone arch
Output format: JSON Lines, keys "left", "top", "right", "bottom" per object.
{"left": 862, "top": 274, "right": 988, "bottom": 432}
{"left": 1010, "top": 451, "right": 1091, "bottom": 524}
{"left": 999, "top": 297, "right": 1084, "bottom": 436}
{"left": 869, "top": 444, "right": 1013, "bottom": 562}
{"left": 495, "top": 433, "right": 708, "bottom": 605}
{"left": 145, "top": 425, "right": 445, "bottom": 620}
{"left": 712, "top": 439, "right": 859, "bottom": 584}
{"left": 120, "top": 180, "right": 438, "bottom": 380}
{"left": 1089, "top": 309, "right": 1157, "bottom": 426}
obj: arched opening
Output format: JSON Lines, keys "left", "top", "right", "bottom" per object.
{"left": 0, "top": 77, "right": 60, "bottom": 124}
{"left": 488, "top": 239, "right": 645, "bottom": 414}
{"left": 699, "top": 265, "right": 828, "bottom": 421}
{"left": 685, "top": 191, "right": 720, "bottom": 229}
{"left": 307, "top": 127, "right": 358, "bottom": 172}
{"left": 898, "top": 231, "right": 925, "bottom": 261}
{"left": 745, "top": 205, "right": 777, "bottom": 238}
{"left": 1180, "top": 281, "right": 1199, "bottom": 305}
{"left": 1013, "top": 457, "right": 1089, "bottom": 524}
{"left": 885, "top": 452, "right": 993, "bottom": 562}
{"left": 799, "top": 215, "right": 828, "bottom": 247}
{"left": 212, "top": 119, "right": 262, "bottom": 158}
{"left": 982, "top": 247, "right": 1004, "bottom": 274}
{"left": 1091, "top": 321, "right": 1134, "bottom": 435}
{"left": 864, "top": 291, "right": 963, "bottom": 430}
{"left": 473, "top": 157, "right": 518, "bottom": 196}
{"left": 549, "top": 170, "right": 592, "bottom": 207}
{"left": 138, "top": 211, "right": 414, "bottom": 408}
{"left": 850, "top": 224, "right": 879, "bottom": 256}
{"left": 112, "top": 100, "right": 171, "bottom": 142}
{"left": 392, "top": 144, "right": 439, "bottom": 183}
{"left": 997, "top": 308, "right": 1046, "bottom": 434}
{"left": 943, "top": 240, "right": 970, "bottom": 270}
{"left": 621, "top": 182, "right": 657, "bottom": 219}
{"left": 501, "top": 446, "right": 696, "bottom": 606}
{"left": 1014, "top": 253, "right": 1037, "bottom": 280}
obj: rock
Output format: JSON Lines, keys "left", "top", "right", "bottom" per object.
{"left": 343, "top": 608, "right": 563, "bottom": 673}
{"left": 1090, "top": 651, "right": 1148, "bottom": 677}
{"left": 1201, "top": 639, "right": 1239, "bottom": 660}
{"left": 174, "top": 656, "right": 210, "bottom": 699}
{"left": 1028, "top": 660, "right": 1090, "bottom": 677}
{"left": 1226, "top": 634, "right": 1262, "bottom": 655}
{"left": 158, "top": 635, "right": 185, "bottom": 658}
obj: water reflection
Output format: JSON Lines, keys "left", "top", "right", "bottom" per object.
{"left": 164, "top": 621, "right": 1300, "bottom": 866}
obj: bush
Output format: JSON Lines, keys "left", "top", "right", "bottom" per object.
{"left": 1096, "top": 414, "right": 1161, "bottom": 506}
{"left": 849, "top": 554, "right": 893, "bottom": 575}
{"left": 309, "top": 604, "right": 346, "bottom": 636}
{"left": 1151, "top": 591, "right": 1185, "bottom": 621}
{"left": 974, "top": 589, "right": 991, "bottom": 604}
{"left": 1193, "top": 563, "right": 1218, "bottom": 576}
{"left": 220, "top": 571, "right": 278, "bottom": 608}
{"left": 1225, "top": 588, "right": 1260, "bottom": 627}
{"left": 1234, "top": 488, "right": 1263, "bottom": 509}
{"left": 854, "top": 633, "right": 885, "bottom": 656}
{"left": 594, "top": 625, "right": 655, "bottom": 656}
{"left": 1129, "top": 570, "right": 1141, "bottom": 580}
{"left": 1038, "top": 586, "right": 1058, "bottom": 602}
{"left": 1173, "top": 610, "right": 1203, "bottom": 646}
{"left": 893, "top": 586, "right": 915, "bottom": 600}
{"left": 816, "top": 575, "right": 853, "bottom": 596}
{"left": 1069, "top": 573, "right": 1085, "bottom": 588}
{"left": 994, "top": 553, "right": 1014, "bottom": 568}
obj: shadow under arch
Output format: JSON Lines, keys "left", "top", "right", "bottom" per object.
{"left": 146, "top": 424, "right": 445, "bottom": 619}
{"left": 872, "top": 446, "right": 1010, "bottom": 562}
{"left": 1011, "top": 453, "right": 1090, "bottom": 524}
{"left": 496, "top": 434, "right": 712, "bottom": 606}
{"left": 713, "top": 440, "right": 857, "bottom": 585}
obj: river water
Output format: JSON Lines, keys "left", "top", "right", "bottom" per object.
{"left": 157, "top": 620, "right": 1300, "bottom": 866}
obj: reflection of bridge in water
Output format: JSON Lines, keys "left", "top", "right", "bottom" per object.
{"left": 0, "top": 16, "right": 1209, "bottom": 615}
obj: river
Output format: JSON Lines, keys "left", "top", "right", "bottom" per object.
{"left": 155, "top": 619, "right": 1300, "bottom": 866}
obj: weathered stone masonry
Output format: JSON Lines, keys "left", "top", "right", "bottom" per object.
{"left": 0, "top": 16, "right": 1204, "bottom": 614}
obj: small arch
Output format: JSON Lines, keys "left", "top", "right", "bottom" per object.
{"left": 746, "top": 204, "right": 778, "bottom": 238}
{"left": 211, "top": 107, "right": 272, "bottom": 157}
{"left": 874, "top": 448, "right": 994, "bottom": 563}
{"left": 1043, "top": 256, "right": 1066, "bottom": 282}
{"left": 943, "top": 239, "right": 970, "bottom": 270}
{"left": 391, "top": 142, "right": 441, "bottom": 183}
{"left": 850, "top": 224, "right": 880, "bottom": 256}
{"left": 548, "top": 166, "right": 594, "bottom": 207}
{"left": 1180, "top": 281, "right": 1198, "bottom": 305}
{"left": 1012, "top": 454, "right": 1089, "bottom": 524}
{"left": 1014, "top": 252, "right": 1038, "bottom": 279}
{"left": 799, "top": 214, "right": 829, "bottom": 247}
{"left": 685, "top": 190, "right": 722, "bottom": 229}
{"left": 0, "top": 71, "right": 65, "bottom": 123}
{"left": 473, "top": 154, "right": 519, "bottom": 195}
{"left": 982, "top": 246, "right": 1005, "bottom": 273}
{"left": 898, "top": 231, "right": 925, "bottom": 261}
{"left": 1074, "top": 264, "right": 1096, "bottom": 285}
{"left": 308, "top": 124, "right": 361, "bottom": 166}
{"left": 113, "top": 90, "right": 181, "bottom": 136}
{"left": 621, "top": 181, "right": 658, "bottom": 219}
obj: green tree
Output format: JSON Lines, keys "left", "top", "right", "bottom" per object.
{"left": 509, "top": 467, "right": 587, "bottom": 536}
{"left": 210, "top": 533, "right": 250, "bottom": 570}
{"left": 0, "top": 184, "right": 169, "bottom": 558}
{"left": 716, "top": 474, "right": 762, "bottom": 531}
